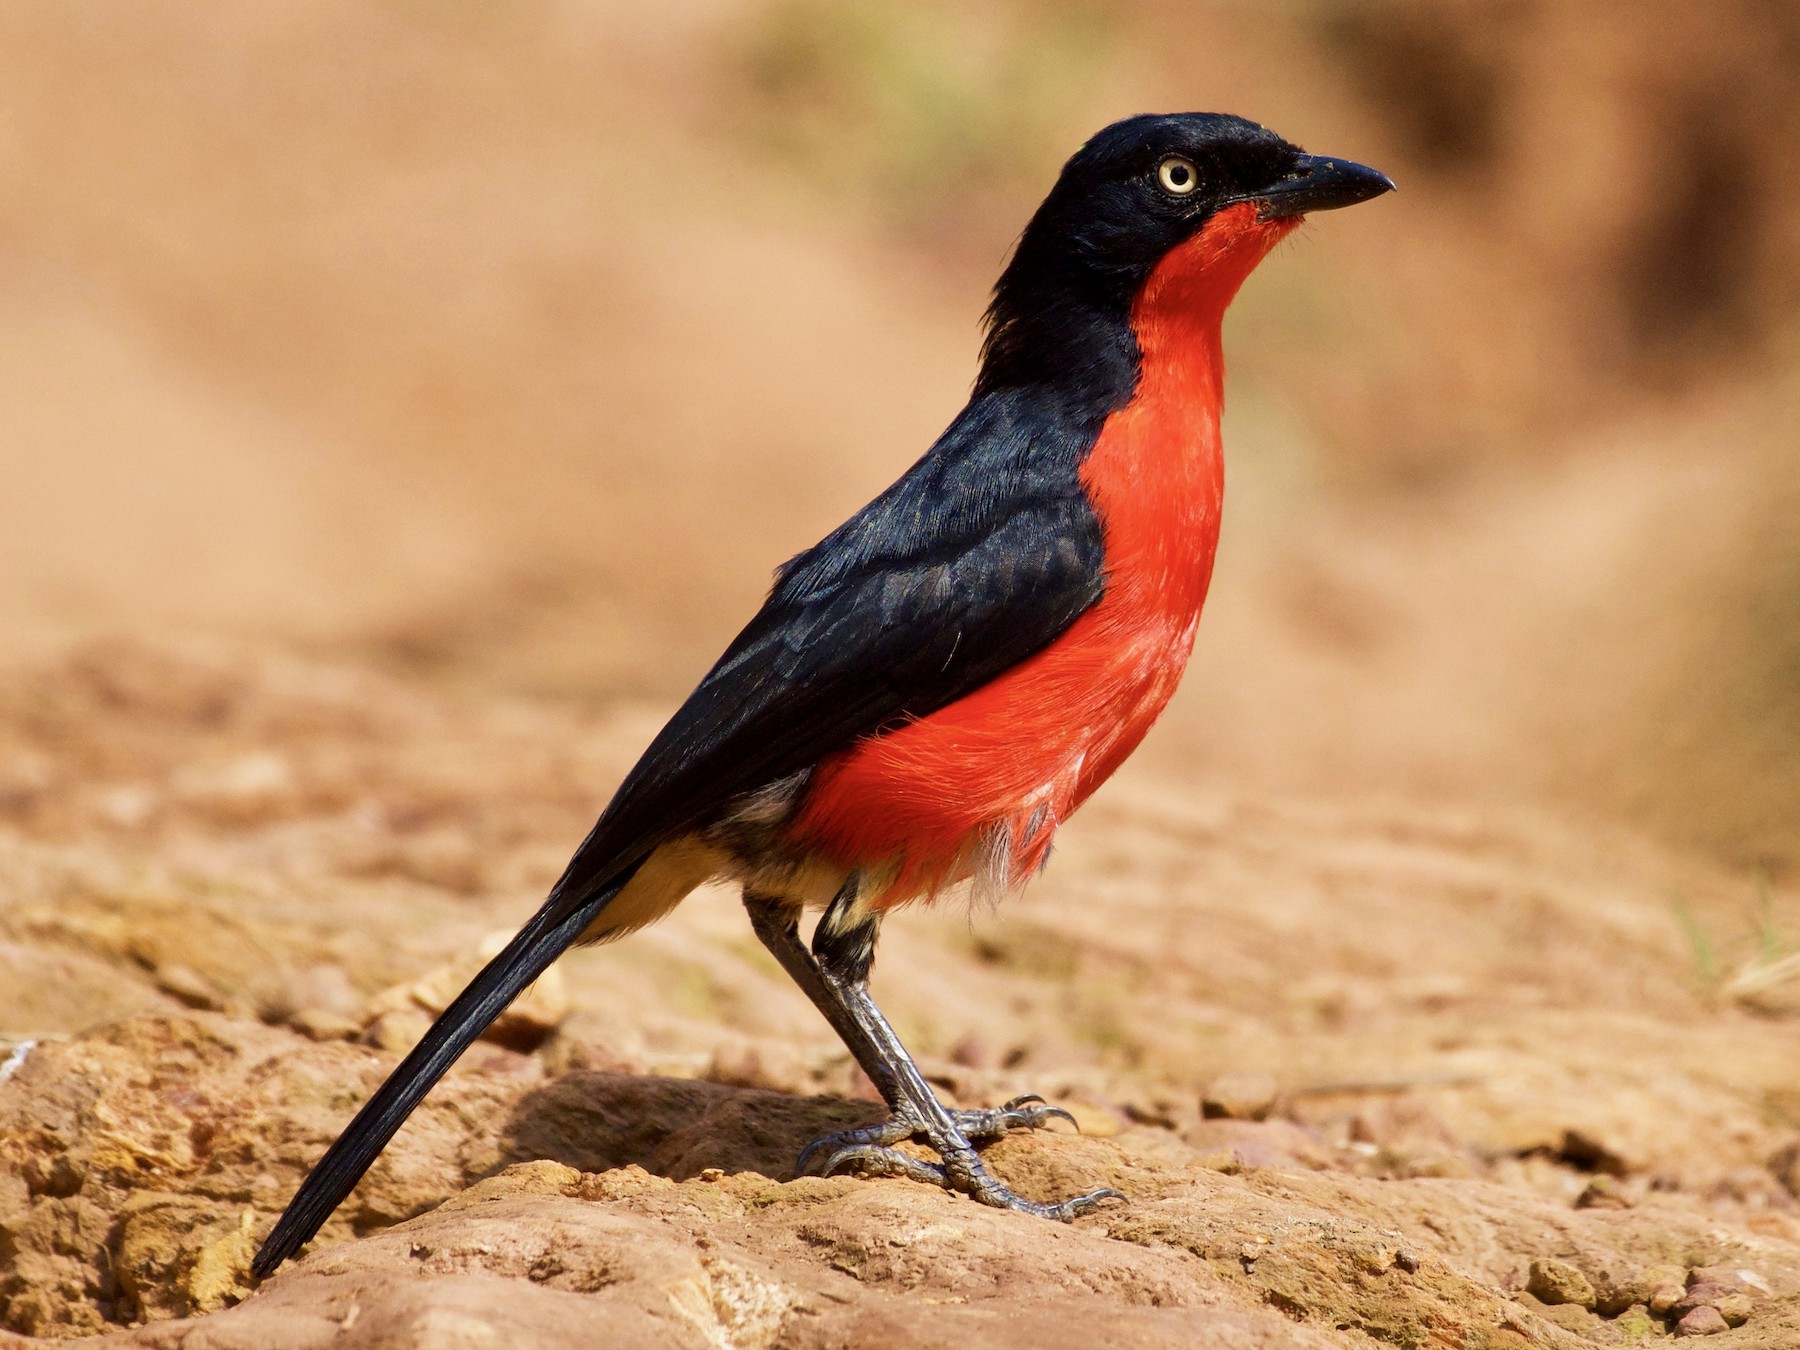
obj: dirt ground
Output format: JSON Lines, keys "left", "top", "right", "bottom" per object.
{"left": 3, "top": 3, "right": 1800, "bottom": 1348}
{"left": 2, "top": 641, "right": 1799, "bottom": 1348}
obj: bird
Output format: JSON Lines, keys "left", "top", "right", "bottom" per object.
{"left": 253, "top": 111, "right": 1391, "bottom": 1276}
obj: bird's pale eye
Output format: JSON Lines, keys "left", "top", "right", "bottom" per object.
{"left": 1157, "top": 156, "right": 1198, "bottom": 196}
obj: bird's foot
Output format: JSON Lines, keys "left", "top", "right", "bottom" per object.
{"left": 796, "top": 1094, "right": 1123, "bottom": 1221}
{"left": 797, "top": 1093, "right": 1072, "bottom": 1171}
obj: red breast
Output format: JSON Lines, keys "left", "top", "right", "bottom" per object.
{"left": 791, "top": 204, "right": 1299, "bottom": 905}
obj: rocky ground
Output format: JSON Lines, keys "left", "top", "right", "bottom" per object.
{"left": 3, "top": 640, "right": 1799, "bottom": 1348}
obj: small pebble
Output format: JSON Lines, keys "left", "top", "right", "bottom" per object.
{"left": 1687, "top": 1264, "right": 1762, "bottom": 1295}
{"left": 1671, "top": 1282, "right": 1731, "bottom": 1319}
{"left": 1649, "top": 1283, "right": 1687, "bottom": 1316}
{"left": 1527, "top": 1257, "right": 1596, "bottom": 1309}
{"left": 155, "top": 964, "right": 225, "bottom": 1011}
{"left": 1714, "top": 1293, "right": 1753, "bottom": 1328}
{"left": 1588, "top": 1265, "right": 1652, "bottom": 1316}
{"left": 365, "top": 1009, "right": 432, "bottom": 1054}
{"left": 1675, "top": 1305, "right": 1728, "bottom": 1337}
{"left": 1591, "top": 1267, "right": 1670, "bottom": 1317}
{"left": 1394, "top": 1249, "right": 1420, "bottom": 1274}
{"left": 1612, "top": 1306, "right": 1655, "bottom": 1342}
{"left": 289, "top": 1008, "right": 362, "bottom": 1042}
{"left": 266, "top": 963, "right": 360, "bottom": 1020}
{"left": 1574, "top": 1176, "right": 1632, "bottom": 1209}
{"left": 1200, "top": 1071, "right": 1278, "bottom": 1122}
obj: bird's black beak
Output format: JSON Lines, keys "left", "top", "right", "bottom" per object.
{"left": 1247, "top": 154, "right": 1395, "bottom": 219}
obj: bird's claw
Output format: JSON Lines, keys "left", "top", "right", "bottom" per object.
{"left": 795, "top": 1110, "right": 927, "bottom": 1175}
{"left": 996, "top": 1185, "right": 1125, "bottom": 1222}
{"left": 796, "top": 1093, "right": 1076, "bottom": 1175}
{"left": 796, "top": 1091, "right": 1118, "bottom": 1222}
{"left": 960, "top": 1093, "right": 1080, "bottom": 1141}
{"left": 812, "top": 1142, "right": 949, "bottom": 1187}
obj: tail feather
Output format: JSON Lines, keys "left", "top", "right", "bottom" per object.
{"left": 251, "top": 871, "right": 633, "bottom": 1276}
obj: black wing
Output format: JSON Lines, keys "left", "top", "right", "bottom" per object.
{"left": 555, "top": 386, "right": 1109, "bottom": 900}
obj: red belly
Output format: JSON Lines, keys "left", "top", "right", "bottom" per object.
{"left": 787, "top": 205, "right": 1296, "bottom": 908}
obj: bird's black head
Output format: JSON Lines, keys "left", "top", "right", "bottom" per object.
{"left": 977, "top": 113, "right": 1392, "bottom": 402}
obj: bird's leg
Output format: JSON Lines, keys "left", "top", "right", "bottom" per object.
{"left": 744, "top": 887, "right": 1070, "bottom": 1148}
{"left": 743, "top": 888, "right": 906, "bottom": 1104}
{"left": 742, "top": 884, "right": 1121, "bottom": 1221}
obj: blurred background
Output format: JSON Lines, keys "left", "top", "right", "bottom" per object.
{"left": 1, "top": 0, "right": 1796, "bottom": 874}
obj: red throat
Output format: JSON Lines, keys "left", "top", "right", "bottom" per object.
{"left": 1130, "top": 202, "right": 1302, "bottom": 400}
{"left": 789, "top": 204, "right": 1297, "bottom": 906}
{"left": 1076, "top": 202, "right": 1301, "bottom": 650}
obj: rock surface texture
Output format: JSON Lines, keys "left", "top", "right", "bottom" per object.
{"left": 3, "top": 642, "right": 1800, "bottom": 1348}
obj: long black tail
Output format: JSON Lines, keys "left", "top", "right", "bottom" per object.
{"left": 251, "top": 871, "right": 634, "bottom": 1276}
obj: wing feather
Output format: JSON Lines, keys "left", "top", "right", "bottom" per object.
{"left": 549, "top": 389, "right": 1108, "bottom": 904}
